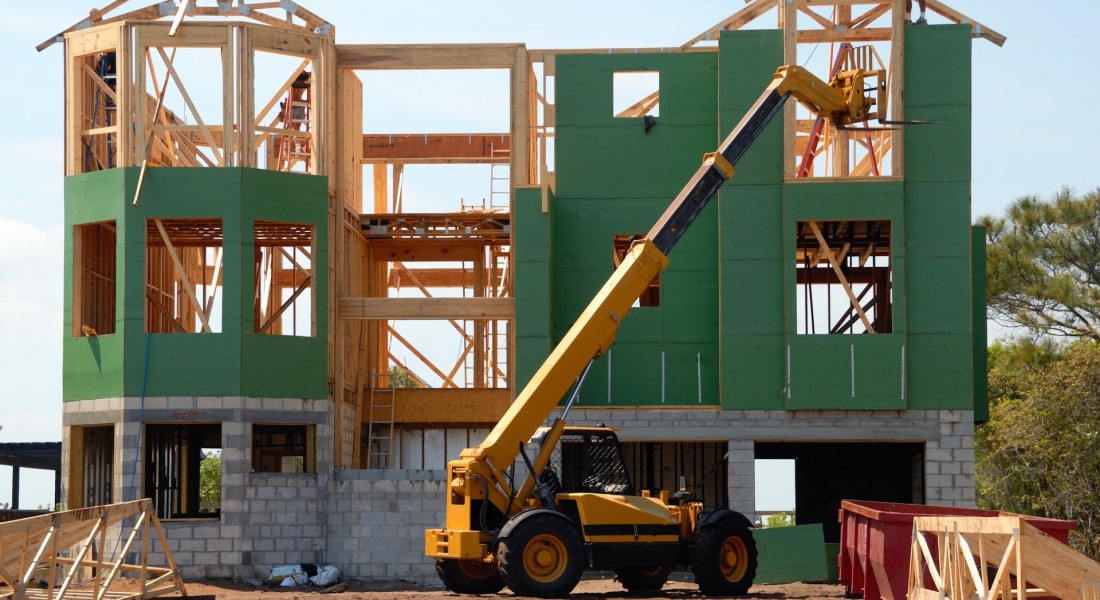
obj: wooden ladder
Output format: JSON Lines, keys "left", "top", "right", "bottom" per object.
{"left": 367, "top": 371, "right": 396, "bottom": 469}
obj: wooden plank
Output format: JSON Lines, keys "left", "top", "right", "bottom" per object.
{"left": 362, "top": 133, "right": 510, "bottom": 163}
{"left": 367, "top": 239, "right": 484, "bottom": 262}
{"left": 250, "top": 24, "right": 321, "bottom": 57}
{"left": 366, "top": 388, "right": 512, "bottom": 424}
{"left": 67, "top": 26, "right": 122, "bottom": 61}
{"left": 338, "top": 298, "right": 514, "bottom": 320}
{"left": 135, "top": 22, "right": 231, "bottom": 47}
{"left": 336, "top": 44, "right": 520, "bottom": 70}
{"left": 168, "top": 0, "right": 191, "bottom": 37}
{"left": 782, "top": 0, "right": 797, "bottom": 179}
{"left": 796, "top": 26, "right": 893, "bottom": 43}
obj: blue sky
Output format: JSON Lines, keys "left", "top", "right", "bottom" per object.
{"left": 1, "top": 1, "right": 1097, "bottom": 510}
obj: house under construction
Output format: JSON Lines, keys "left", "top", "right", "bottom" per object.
{"left": 49, "top": 0, "right": 1001, "bottom": 581}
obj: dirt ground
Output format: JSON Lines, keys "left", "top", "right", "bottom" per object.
{"left": 183, "top": 576, "right": 849, "bottom": 600}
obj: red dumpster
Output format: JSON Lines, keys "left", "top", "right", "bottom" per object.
{"left": 838, "top": 500, "right": 1076, "bottom": 600}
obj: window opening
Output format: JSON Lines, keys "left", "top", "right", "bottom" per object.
{"left": 74, "top": 425, "right": 114, "bottom": 508}
{"left": 613, "top": 71, "right": 660, "bottom": 118}
{"left": 73, "top": 221, "right": 117, "bottom": 337}
{"left": 254, "top": 221, "right": 315, "bottom": 336}
{"left": 145, "top": 218, "right": 223, "bottom": 333}
{"left": 613, "top": 234, "right": 659, "bottom": 307}
{"left": 144, "top": 423, "right": 221, "bottom": 519}
{"left": 796, "top": 220, "right": 892, "bottom": 334}
{"left": 252, "top": 424, "right": 313, "bottom": 473}
{"left": 755, "top": 458, "right": 796, "bottom": 527}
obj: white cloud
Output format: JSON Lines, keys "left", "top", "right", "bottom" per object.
{"left": 0, "top": 218, "right": 63, "bottom": 453}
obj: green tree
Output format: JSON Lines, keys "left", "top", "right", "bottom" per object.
{"left": 976, "top": 340, "right": 1100, "bottom": 559}
{"left": 764, "top": 512, "right": 795, "bottom": 528}
{"left": 981, "top": 187, "right": 1100, "bottom": 341}
{"left": 387, "top": 365, "right": 421, "bottom": 388}
{"left": 199, "top": 451, "right": 221, "bottom": 513}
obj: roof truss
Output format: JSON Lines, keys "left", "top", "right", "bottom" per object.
{"left": 682, "top": 0, "right": 1005, "bottom": 48}
{"left": 37, "top": 0, "right": 333, "bottom": 52}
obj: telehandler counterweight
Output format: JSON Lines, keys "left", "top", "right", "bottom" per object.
{"left": 425, "top": 63, "right": 887, "bottom": 598}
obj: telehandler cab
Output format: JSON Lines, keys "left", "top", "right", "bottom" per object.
{"left": 425, "top": 63, "right": 888, "bottom": 597}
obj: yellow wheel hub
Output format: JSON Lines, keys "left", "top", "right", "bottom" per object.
{"left": 720, "top": 536, "right": 749, "bottom": 582}
{"left": 457, "top": 559, "right": 497, "bottom": 581}
{"left": 523, "top": 534, "right": 568, "bottom": 583}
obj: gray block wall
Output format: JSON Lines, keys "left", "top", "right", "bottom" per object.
{"left": 63, "top": 400, "right": 975, "bottom": 584}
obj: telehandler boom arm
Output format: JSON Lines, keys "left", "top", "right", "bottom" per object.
{"left": 465, "top": 64, "right": 884, "bottom": 480}
{"left": 428, "top": 64, "right": 887, "bottom": 549}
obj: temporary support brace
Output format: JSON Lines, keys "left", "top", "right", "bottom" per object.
{"left": 0, "top": 499, "right": 187, "bottom": 600}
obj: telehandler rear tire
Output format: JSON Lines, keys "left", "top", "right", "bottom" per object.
{"left": 615, "top": 565, "right": 673, "bottom": 592}
{"left": 496, "top": 513, "right": 584, "bottom": 598}
{"left": 691, "top": 517, "right": 758, "bottom": 596}
{"left": 435, "top": 558, "right": 506, "bottom": 594}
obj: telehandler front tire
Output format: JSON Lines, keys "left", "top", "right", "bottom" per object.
{"left": 435, "top": 558, "right": 506, "bottom": 594}
{"left": 691, "top": 516, "right": 758, "bottom": 596}
{"left": 496, "top": 513, "right": 584, "bottom": 598}
{"left": 615, "top": 565, "right": 672, "bottom": 592}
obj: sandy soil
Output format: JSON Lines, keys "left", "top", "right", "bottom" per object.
{"left": 182, "top": 576, "right": 849, "bottom": 600}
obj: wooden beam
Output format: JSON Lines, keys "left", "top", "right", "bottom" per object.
{"left": 362, "top": 133, "right": 510, "bottom": 164}
{"left": 366, "top": 388, "right": 512, "bottom": 424}
{"left": 367, "top": 239, "right": 485, "bottom": 262}
{"left": 339, "top": 298, "right": 514, "bottom": 320}
{"left": 336, "top": 44, "right": 520, "bottom": 70}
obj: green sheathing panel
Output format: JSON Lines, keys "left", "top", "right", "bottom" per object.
{"left": 718, "top": 30, "right": 787, "bottom": 410}
{"left": 903, "top": 25, "right": 974, "bottom": 410}
{"left": 552, "top": 52, "right": 721, "bottom": 406}
{"left": 63, "top": 170, "right": 129, "bottom": 400}
{"left": 63, "top": 167, "right": 328, "bottom": 401}
{"left": 513, "top": 186, "right": 553, "bottom": 391}
{"left": 971, "top": 226, "right": 988, "bottom": 421}
{"left": 784, "top": 182, "right": 907, "bottom": 410}
{"left": 754, "top": 524, "right": 828, "bottom": 584}
{"left": 239, "top": 168, "right": 328, "bottom": 399}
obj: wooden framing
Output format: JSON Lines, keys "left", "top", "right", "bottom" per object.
{"left": 52, "top": 1, "right": 1002, "bottom": 470}
{"left": 0, "top": 499, "right": 186, "bottom": 600}
{"left": 331, "top": 43, "right": 532, "bottom": 467}
{"left": 64, "top": 20, "right": 329, "bottom": 176}
{"left": 910, "top": 515, "right": 1099, "bottom": 600}
{"left": 679, "top": 0, "right": 1003, "bottom": 181}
